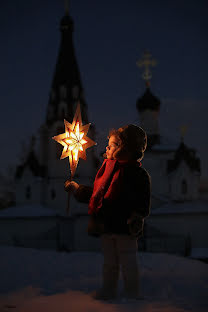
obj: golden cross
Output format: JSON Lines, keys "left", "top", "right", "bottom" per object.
{"left": 180, "top": 125, "right": 188, "bottom": 140}
{"left": 137, "top": 50, "right": 157, "bottom": 85}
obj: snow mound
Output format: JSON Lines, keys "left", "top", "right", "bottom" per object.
{"left": 0, "top": 246, "right": 207, "bottom": 312}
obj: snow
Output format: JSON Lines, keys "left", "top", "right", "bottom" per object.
{"left": 0, "top": 204, "right": 57, "bottom": 218}
{"left": 151, "top": 200, "right": 208, "bottom": 215}
{"left": 0, "top": 246, "right": 207, "bottom": 312}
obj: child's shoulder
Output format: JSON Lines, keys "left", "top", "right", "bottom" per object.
{"left": 136, "top": 165, "right": 151, "bottom": 182}
{"left": 139, "top": 165, "right": 150, "bottom": 178}
{"left": 125, "top": 163, "right": 150, "bottom": 180}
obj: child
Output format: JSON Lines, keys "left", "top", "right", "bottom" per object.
{"left": 64, "top": 124, "right": 151, "bottom": 300}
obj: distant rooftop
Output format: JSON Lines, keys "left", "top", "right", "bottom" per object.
{"left": 151, "top": 135, "right": 179, "bottom": 152}
{"left": 0, "top": 204, "right": 58, "bottom": 218}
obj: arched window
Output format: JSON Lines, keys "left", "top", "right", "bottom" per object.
{"left": 181, "top": 179, "right": 188, "bottom": 194}
{"left": 26, "top": 185, "right": 31, "bottom": 199}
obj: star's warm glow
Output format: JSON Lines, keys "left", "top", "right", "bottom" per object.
{"left": 52, "top": 103, "right": 96, "bottom": 178}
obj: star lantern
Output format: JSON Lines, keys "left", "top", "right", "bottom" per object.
{"left": 52, "top": 102, "right": 96, "bottom": 179}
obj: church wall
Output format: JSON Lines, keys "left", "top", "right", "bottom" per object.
{"left": 0, "top": 217, "right": 57, "bottom": 249}
{"left": 46, "top": 177, "right": 68, "bottom": 212}
{"left": 16, "top": 169, "right": 42, "bottom": 205}
{"left": 147, "top": 213, "right": 208, "bottom": 248}
{"left": 143, "top": 152, "right": 174, "bottom": 198}
{"left": 0, "top": 214, "right": 101, "bottom": 252}
{"left": 169, "top": 161, "right": 200, "bottom": 201}
{"left": 190, "top": 174, "right": 200, "bottom": 199}
{"left": 73, "top": 214, "right": 101, "bottom": 251}
{"left": 46, "top": 179, "right": 93, "bottom": 216}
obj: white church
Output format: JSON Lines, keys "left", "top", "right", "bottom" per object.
{"left": 0, "top": 8, "right": 207, "bottom": 260}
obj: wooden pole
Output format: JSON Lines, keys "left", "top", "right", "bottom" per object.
{"left": 66, "top": 175, "right": 73, "bottom": 215}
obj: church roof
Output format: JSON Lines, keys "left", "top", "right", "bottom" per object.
{"left": 167, "top": 141, "right": 201, "bottom": 174}
{"left": 150, "top": 135, "right": 179, "bottom": 152}
{"left": 46, "top": 12, "right": 89, "bottom": 126}
{"left": 15, "top": 149, "right": 46, "bottom": 179}
{"left": 136, "top": 87, "right": 160, "bottom": 112}
{"left": 0, "top": 204, "right": 57, "bottom": 218}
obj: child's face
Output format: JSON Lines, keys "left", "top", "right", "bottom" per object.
{"left": 106, "top": 135, "right": 120, "bottom": 159}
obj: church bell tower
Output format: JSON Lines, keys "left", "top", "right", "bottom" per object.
{"left": 39, "top": 2, "right": 98, "bottom": 213}
{"left": 136, "top": 51, "right": 160, "bottom": 148}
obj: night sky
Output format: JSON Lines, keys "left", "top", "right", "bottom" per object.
{"left": 0, "top": 0, "right": 207, "bottom": 179}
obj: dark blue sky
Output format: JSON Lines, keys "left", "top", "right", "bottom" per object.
{"left": 0, "top": 0, "right": 207, "bottom": 178}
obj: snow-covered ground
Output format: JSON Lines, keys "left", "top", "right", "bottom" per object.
{"left": 0, "top": 246, "right": 207, "bottom": 312}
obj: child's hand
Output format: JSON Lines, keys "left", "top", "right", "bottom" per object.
{"left": 64, "top": 180, "right": 79, "bottom": 193}
{"left": 127, "top": 213, "right": 143, "bottom": 225}
{"left": 127, "top": 213, "right": 144, "bottom": 237}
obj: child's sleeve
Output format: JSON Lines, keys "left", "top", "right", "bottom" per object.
{"left": 74, "top": 185, "right": 93, "bottom": 204}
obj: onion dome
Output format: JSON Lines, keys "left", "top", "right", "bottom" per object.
{"left": 136, "top": 87, "right": 160, "bottom": 113}
{"left": 167, "top": 141, "right": 201, "bottom": 174}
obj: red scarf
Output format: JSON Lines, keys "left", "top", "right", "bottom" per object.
{"left": 88, "top": 159, "right": 141, "bottom": 215}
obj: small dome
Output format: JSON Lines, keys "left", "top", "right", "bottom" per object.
{"left": 136, "top": 87, "right": 160, "bottom": 112}
{"left": 167, "top": 142, "right": 201, "bottom": 174}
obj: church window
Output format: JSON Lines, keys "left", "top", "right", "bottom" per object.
{"left": 181, "top": 179, "right": 187, "bottom": 194}
{"left": 60, "top": 85, "right": 67, "bottom": 99}
{"left": 26, "top": 185, "right": 31, "bottom": 199}
{"left": 51, "top": 189, "right": 56, "bottom": 200}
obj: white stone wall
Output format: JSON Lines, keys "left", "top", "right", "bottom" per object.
{"left": 168, "top": 161, "right": 200, "bottom": 201}
{"left": 16, "top": 169, "right": 42, "bottom": 205}
{"left": 73, "top": 214, "right": 101, "bottom": 251}
{"left": 143, "top": 152, "right": 174, "bottom": 197}
{"left": 147, "top": 212, "right": 208, "bottom": 248}
{"left": 0, "top": 215, "right": 101, "bottom": 252}
{"left": 0, "top": 217, "right": 57, "bottom": 249}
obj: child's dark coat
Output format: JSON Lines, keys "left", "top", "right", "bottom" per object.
{"left": 75, "top": 162, "right": 151, "bottom": 236}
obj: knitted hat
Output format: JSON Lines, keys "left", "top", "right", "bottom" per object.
{"left": 113, "top": 124, "right": 147, "bottom": 160}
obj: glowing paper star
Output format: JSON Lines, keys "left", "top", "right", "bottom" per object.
{"left": 52, "top": 103, "right": 96, "bottom": 178}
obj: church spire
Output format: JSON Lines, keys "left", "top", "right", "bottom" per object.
{"left": 136, "top": 50, "right": 160, "bottom": 147}
{"left": 46, "top": 3, "right": 89, "bottom": 127}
